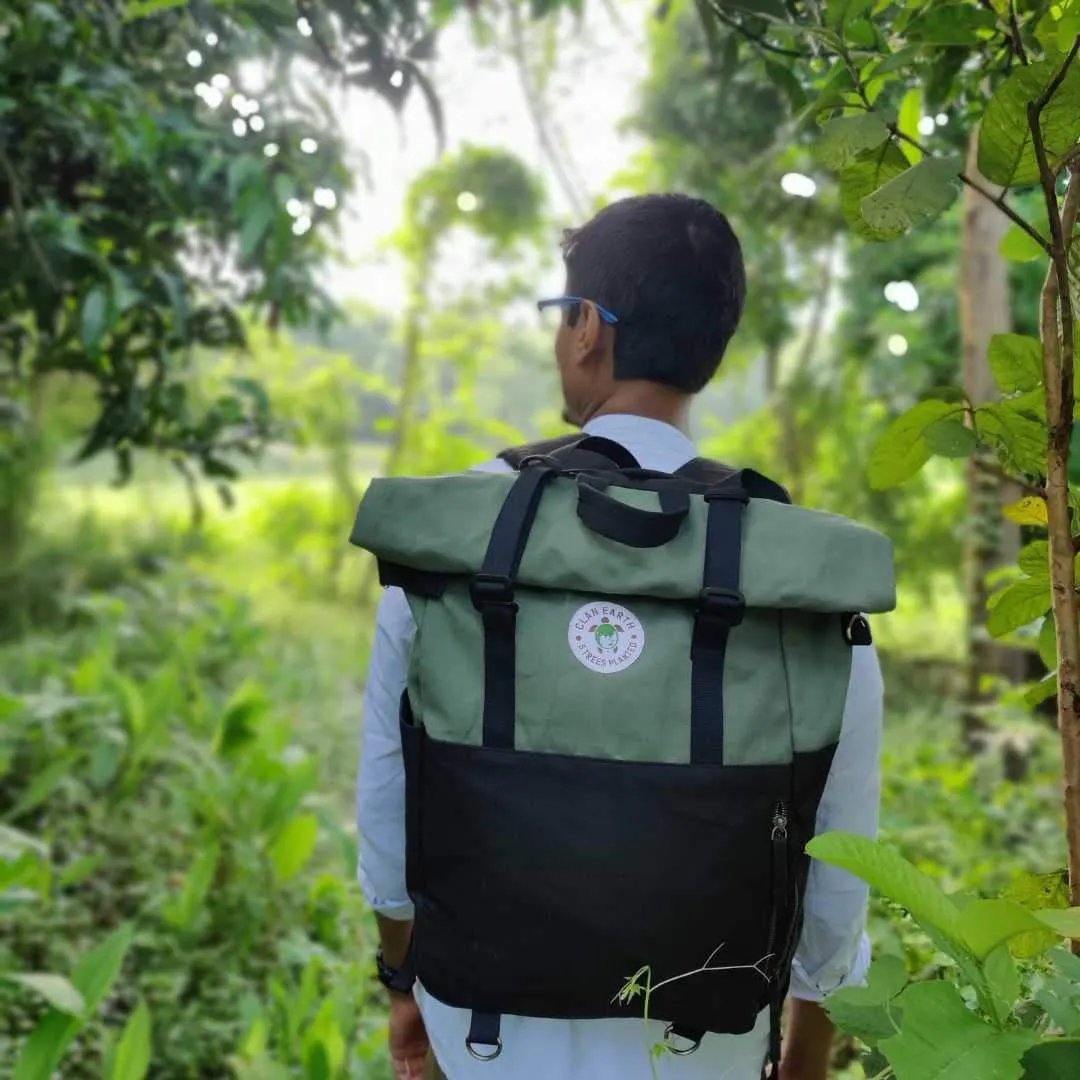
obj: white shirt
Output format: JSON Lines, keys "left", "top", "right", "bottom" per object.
{"left": 357, "top": 414, "right": 884, "bottom": 1080}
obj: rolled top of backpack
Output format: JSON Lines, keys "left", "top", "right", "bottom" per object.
{"left": 350, "top": 471, "right": 895, "bottom": 615}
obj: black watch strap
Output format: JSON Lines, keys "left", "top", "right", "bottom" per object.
{"left": 376, "top": 949, "right": 416, "bottom": 994}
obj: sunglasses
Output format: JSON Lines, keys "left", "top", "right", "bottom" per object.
{"left": 536, "top": 296, "right": 619, "bottom": 325}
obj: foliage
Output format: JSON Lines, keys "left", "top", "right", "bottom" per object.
{"left": 810, "top": 830, "right": 1080, "bottom": 1080}
{"left": 692, "top": 0, "right": 1080, "bottom": 1075}
{"left": 0, "top": 573, "right": 384, "bottom": 1079}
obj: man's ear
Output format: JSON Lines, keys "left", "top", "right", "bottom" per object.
{"left": 572, "top": 301, "right": 606, "bottom": 362}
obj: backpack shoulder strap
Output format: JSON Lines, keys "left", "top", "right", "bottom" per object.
{"left": 675, "top": 457, "right": 792, "bottom": 504}
{"left": 497, "top": 435, "right": 584, "bottom": 470}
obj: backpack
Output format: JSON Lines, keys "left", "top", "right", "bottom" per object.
{"left": 349, "top": 435, "right": 895, "bottom": 1072}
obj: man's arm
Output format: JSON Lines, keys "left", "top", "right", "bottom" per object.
{"left": 782, "top": 644, "right": 884, "bottom": 1080}
{"left": 357, "top": 587, "right": 428, "bottom": 1079}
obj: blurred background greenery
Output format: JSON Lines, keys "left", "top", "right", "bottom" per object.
{"left": 0, "top": 1, "right": 1071, "bottom": 1077}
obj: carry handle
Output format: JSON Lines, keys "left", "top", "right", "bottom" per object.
{"left": 575, "top": 478, "right": 690, "bottom": 548}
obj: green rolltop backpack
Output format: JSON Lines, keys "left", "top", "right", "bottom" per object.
{"left": 350, "top": 435, "right": 895, "bottom": 1070}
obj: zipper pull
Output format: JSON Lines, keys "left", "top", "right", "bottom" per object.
{"left": 771, "top": 802, "right": 788, "bottom": 842}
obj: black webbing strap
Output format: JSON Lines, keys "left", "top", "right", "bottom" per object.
{"left": 466, "top": 1011, "right": 502, "bottom": 1061}
{"left": 689, "top": 486, "right": 748, "bottom": 765}
{"left": 472, "top": 465, "right": 556, "bottom": 749}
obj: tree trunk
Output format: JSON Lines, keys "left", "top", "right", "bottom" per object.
{"left": 960, "top": 130, "right": 1027, "bottom": 747}
{"left": 1040, "top": 165, "right": 1080, "bottom": 913}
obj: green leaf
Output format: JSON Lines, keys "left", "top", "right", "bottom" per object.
{"left": 881, "top": 981, "right": 1038, "bottom": 1080}
{"left": 268, "top": 814, "right": 318, "bottom": 883}
{"left": 824, "top": 0, "right": 876, "bottom": 24}
{"left": 989, "top": 334, "right": 1043, "bottom": 393}
{"left": 957, "top": 898, "right": 1060, "bottom": 959}
{"left": 978, "top": 403, "right": 1046, "bottom": 476}
{"left": 1034, "top": 908, "right": 1080, "bottom": 939}
{"left": 986, "top": 944, "right": 1021, "bottom": 1021}
{"left": 1020, "top": 542, "right": 1051, "bottom": 581}
{"left": 162, "top": 843, "right": 220, "bottom": 929}
{"left": 74, "top": 923, "right": 133, "bottom": 1011}
{"left": 1051, "top": 945, "right": 1080, "bottom": 983}
{"left": 1000, "top": 224, "right": 1046, "bottom": 263}
{"left": 868, "top": 399, "right": 959, "bottom": 489}
{"left": 1038, "top": 615, "right": 1057, "bottom": 669}
{"left": 108, "top": 1001, "right": 151, "bottom": 1080}
{"left": 1026, "top": 673, "right": 1058, "bottom": 707}
{"left": 861, "top": 155, "right": 962, "bottom": 235}
{"left": 906, "top": 4, "right": 998, "bottom": 44}
{"left": 1020, "top": 1040, "right": 1080, "bottom": 1080}
{"left": 817, "top": 114, "right": 891, "bottom": 169}
{"left": 214, "top": 684, "right": 270, "bottom": 759}
{"left": 2, "top": 974, "right": 85, "bottom": 1016}
{"left": 839, "top": 141, "right": 912, "bottom": 241}
{"left": 824, "top": 955, "right": 907, "bottom": 1046}
{"left": 806, "top": 833, "right": 964, "bottom": 945}
{"left": 239, "top": 200, "right": 277, "bottom": 261}
{"left": 988, "top": 579, "right": 1052, "bottom": 637}
{"left": 1003, "top": 870, "right": 1071, "bottom": 958}
{"left": 923, "top": 417, "right": 977, "bottom": 457}
{"left": 81, "top": 286, "right": 110, "bottom": 350}
{"left": 123, "top": 0, "right": 190, "bottom": 19}
{"left": 979, "top": 60, "right": 1080, "bottom": 188}
{"left": 14, "top": 925, "right": 133, "bottom": 1080}
{"left": 897, "top": 87, "right": 923, "bottom": 164}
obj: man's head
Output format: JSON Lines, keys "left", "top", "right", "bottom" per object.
{"left": 545, "top": 193, "right": 746, "bottom": 428}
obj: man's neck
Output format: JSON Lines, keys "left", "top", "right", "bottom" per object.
{"left": 586, "top": 382, "right": 691, "bottom": 433}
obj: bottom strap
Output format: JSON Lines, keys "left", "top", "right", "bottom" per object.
{"left": 465, "top": 1011, "right": 502, "bottom": 1062}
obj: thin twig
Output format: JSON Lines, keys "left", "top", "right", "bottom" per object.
{"left": 1008, "top": 0, "right": 1029, "bottom": 65}
{"left": 1036, "top": 34, "right": 1080, "bottom": 113}
{"left": 973, "top": 456, "right": 1046, "bottom": 499}
{"left": 706, "top": 4, "right": 809, "bottom": 59}
{"left": 0, "top": 149, "right": 60, "bottom": 291}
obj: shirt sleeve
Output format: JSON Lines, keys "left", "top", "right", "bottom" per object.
{"left": 788, "top": 643, "right": 884, "bottom": 1001}
{"left": 356, "top": 457, "right": 512, "bottom": 921}
{"left": 356, "top": 585, "right": 417, "bottom": 920}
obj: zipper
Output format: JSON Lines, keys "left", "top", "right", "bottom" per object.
{"left": 765, "top": 801, "right": 789, "bottom": 972}
{"left": 765, "top": 801, "right": 790, "bottom": 1073}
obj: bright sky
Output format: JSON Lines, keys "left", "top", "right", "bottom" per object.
{"left": 326, "top": 2, "right": 651, "bottom": 313}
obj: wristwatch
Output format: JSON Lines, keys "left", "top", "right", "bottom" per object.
{"left": 375, "top": 949, "right": 402, "bottom": 991}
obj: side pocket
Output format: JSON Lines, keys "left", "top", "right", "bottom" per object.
{"left": 400, "top": 692, "right": 424, "bottom": 895}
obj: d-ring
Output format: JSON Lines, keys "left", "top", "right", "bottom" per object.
{"left": 465, "top": 1037, "right": 503, "bottom": 1062}
{"left": 663, "top": 1024, "right": 702, "bottom": 1056}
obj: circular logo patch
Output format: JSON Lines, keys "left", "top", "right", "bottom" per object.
{"left": 567, "top": 601, "right": 645, "bottom": 675}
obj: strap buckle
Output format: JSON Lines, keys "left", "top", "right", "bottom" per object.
{"left": 663, "top": 1024, "right": 703, "bottom": 1056}
{"left": 697, "top": 586, "right": 746, "bottom": 629}
{"left": 470, "top": 573, "right": 516, "bottom": 610}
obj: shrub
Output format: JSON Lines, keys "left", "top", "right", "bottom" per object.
{"left": 0, "top": 574, "right": 385, "bottom": 1079}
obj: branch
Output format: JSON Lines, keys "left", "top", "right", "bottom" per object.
{"left": 1036, "top": 33, "right": 1080, "bottom": 113}
{"left": 0, "top": 148, "right": 60, "bottom": 291}
{"left": 973, "top": 456, "right": 1046, "bottom": 499}
{"left": 886, "top": 123, "right": 1052, "bottom": 253}
{"left": 1008, "top": 0, "right": 1029, "bottom": 66}
{"left": 706, "top": 3, "right": 810, "bottom": 59}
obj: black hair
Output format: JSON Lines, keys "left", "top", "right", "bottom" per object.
{"left": 561, "top": 193, "right": 746, "bottom": 393}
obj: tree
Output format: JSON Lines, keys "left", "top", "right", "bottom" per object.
{"left": 682, "top": 3, "right": 1080, "bottom": 1069}
{"left": 382, "top": 144, "right": 547, "bottom": 479}
{"left": 0, "top": 0, "right": 450, "bottom": 569}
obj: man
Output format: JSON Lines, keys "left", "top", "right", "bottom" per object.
{"left": 357, "top": 193, "right": 884, "bottom": 1080}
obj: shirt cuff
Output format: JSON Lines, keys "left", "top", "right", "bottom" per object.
{"left": 357, "top": 868, "right": 415, "bottom": 921}
{"left": 788, "top": 931, "right": 871, "bottom": 1003}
